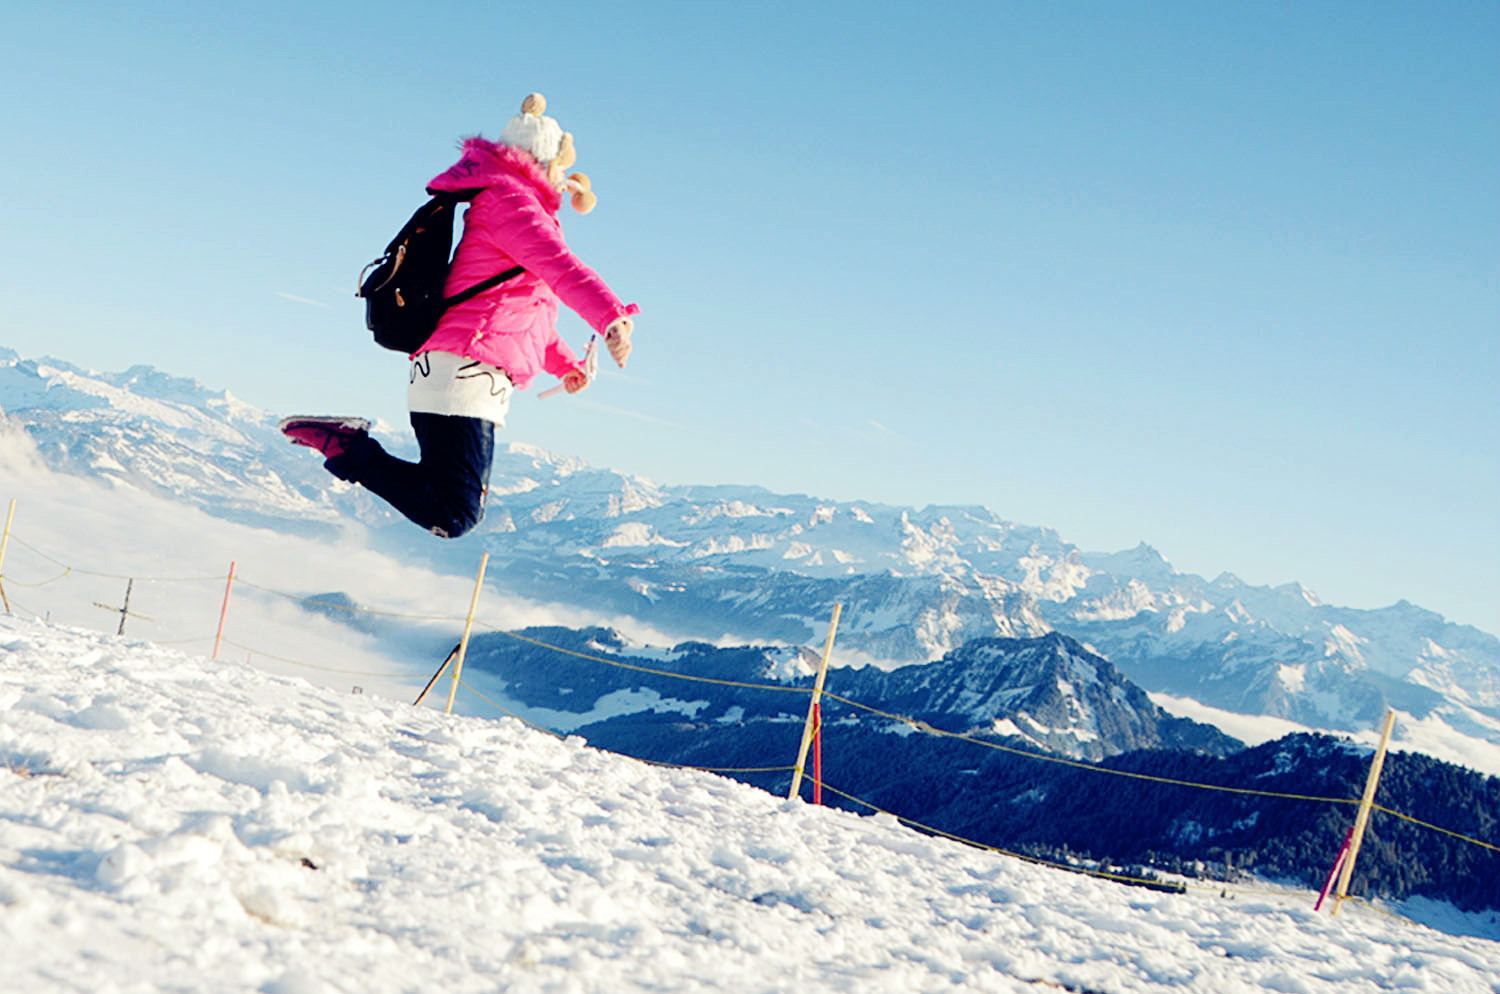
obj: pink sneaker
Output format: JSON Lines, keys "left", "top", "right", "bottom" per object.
{"left": 277, "top": 416, "right": 371, "bottom": 460}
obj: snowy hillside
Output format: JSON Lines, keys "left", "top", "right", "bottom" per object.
{"left": 3, "top": 616, "right": 1498, "bottom": 993}
{"left": 2, "top": 346, "right": 1499, "bottom": 776}
{"left": 0, "top": 352, "right": 352, "bottom": 535}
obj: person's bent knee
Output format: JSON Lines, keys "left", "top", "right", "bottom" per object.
{"left": 427, "top": 506, "right": 484, "bottom": 539}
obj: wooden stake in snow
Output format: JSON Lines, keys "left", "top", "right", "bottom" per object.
{"left": 789, "top": 603, "right": 842, "bottom": 801}
{"left": 93, "top": 578, "right": 151, "bottom": 636}
{"left": 444, "top": 553, "right": 490, "bottom": 716}
{"left": 1332, "top": 709, "right": 1396, "bottom": 916}
{"left": 414, "top": 644, "right": 461, "bottom": 708}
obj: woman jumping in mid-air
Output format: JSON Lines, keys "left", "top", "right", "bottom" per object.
{"left": 280, "top": 92, "right": 637, "bottom": 538}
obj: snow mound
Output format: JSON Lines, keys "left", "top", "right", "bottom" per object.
{"left": 1, "top": 617, "right": 1497, "bottom": 993}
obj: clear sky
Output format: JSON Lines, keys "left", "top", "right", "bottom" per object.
{"left": 1, "top": 1, "right": 1496, "bottom": 634}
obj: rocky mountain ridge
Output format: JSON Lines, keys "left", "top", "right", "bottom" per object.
{"left": 453, "top": 627, "right": 1241, "bottom": 762}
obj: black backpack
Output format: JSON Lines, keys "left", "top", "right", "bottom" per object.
{"left": 356, "top": 193, "right": 523, "bottom": 353}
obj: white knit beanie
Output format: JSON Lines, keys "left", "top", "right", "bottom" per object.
{"left": 499, "top": 93, "right": 565, "bottom": 165}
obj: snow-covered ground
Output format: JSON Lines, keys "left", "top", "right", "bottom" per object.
{"left": 3, "top": 617, "right": 1497, "bottom": 994}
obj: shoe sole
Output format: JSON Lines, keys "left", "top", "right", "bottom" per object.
{"left": 277, "top": 415, "right": 372, "bottom": 434}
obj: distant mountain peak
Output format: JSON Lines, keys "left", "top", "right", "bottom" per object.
{"left": 826, "top": 631, "right": 1240, "bottom": 760}
{"left": 504, "top": 440, "right": 591, "bottom": 475}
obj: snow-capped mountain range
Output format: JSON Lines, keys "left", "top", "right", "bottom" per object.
{"left": 3, "top": 347, "right": 1498, "bottom": 772}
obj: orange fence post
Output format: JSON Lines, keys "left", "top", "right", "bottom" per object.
{"left": 212, "top": 561, "right": 236, "bottom": 659}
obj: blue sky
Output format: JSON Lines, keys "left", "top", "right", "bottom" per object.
{"left": 2, "top": 1, "right": 1496, "bottom": 633}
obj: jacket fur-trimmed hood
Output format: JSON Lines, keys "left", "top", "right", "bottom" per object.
{"left": 426, "top": 138, "right": 563, "bottom": 213}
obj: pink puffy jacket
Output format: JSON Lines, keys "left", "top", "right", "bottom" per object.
{"left": 419, "top": 138, "right": 639, "bottom": 389}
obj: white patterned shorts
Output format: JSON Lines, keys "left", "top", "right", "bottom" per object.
{"left": 407, "top": 351, "right": 513, "bottom": 427}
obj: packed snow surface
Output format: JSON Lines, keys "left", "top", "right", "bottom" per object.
{"left": 3, "top": 621, "right": 1498, "bottom": 992}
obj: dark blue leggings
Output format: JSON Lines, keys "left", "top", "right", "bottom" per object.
{"left": 327, "top": 412, "right": 494, "bottom": 539}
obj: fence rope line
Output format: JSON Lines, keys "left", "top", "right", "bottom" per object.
{"left": 453, "top": 679, "right": 567, "bottom": 738}
{"left": 218, "top": 638, "right": 431, "bottom": 679}
{"left": 1371, "top": 803, "right": 1500, "bottom": 854}
{"left": 233, "top": 578, "right": 470, "bottom": 625}
{"left": 1338, "top": 895, "right": 1417, "bottom": 925}
{"left": 6, "top": 535, "right": 224, "bottom": 584}
{"left": 453, "top": 680, "right": 799, "bottom": 780}
{"left": 816, "top": 779, "right": 1190, "bottom": 891}
{"left": 815, "top": 778, "right": 1430, "bottom": 927}
{"left": 475, "top": 622, "right": 817, "bottom": 697}
{"left": 650, "top": 762, "right": 800, "bottom": 775}
{"left": 818, "top": 690, "right": 1365, "bottom": 807}
{"left": 6, "top": 566, "right": 74, "bottom": 588}
{"left": 8, "top": 595, "right": 46, "bottom": 621}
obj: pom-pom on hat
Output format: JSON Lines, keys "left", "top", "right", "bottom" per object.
{"left": 499, "top": 93, "right": 599, "bottom": 214}
{"left": 499, "top": 93, "right": 565, "bottom": 166}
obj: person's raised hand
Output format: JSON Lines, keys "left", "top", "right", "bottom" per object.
{"left": 605, "top": 317, "right": 633, "bottom": 368}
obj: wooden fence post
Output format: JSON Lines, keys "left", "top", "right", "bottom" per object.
{"left": 444, "top": 553, "right": 490, "bottom": 715}
{"left": 93, "top": 578, "right": 151, "bottom": 635}
{"left": 1332, "top": 709, "right": 1396, "bottom": 915}
{"left": 789, "top": 603, "right": 842, "bottom": 801}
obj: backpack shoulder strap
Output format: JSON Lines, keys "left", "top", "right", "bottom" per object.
{"left": 443, "top": 265, "right": 526, "bottom": 308}
{"left": 429, "top": 187, "right": 524, "bottom": 306}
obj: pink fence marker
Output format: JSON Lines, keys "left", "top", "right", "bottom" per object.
{"left": 1315, "top": 826, "right": 1355, "bottom": 911}
{"left": 813, "top": 702, "right": 823, "bottom": 806}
